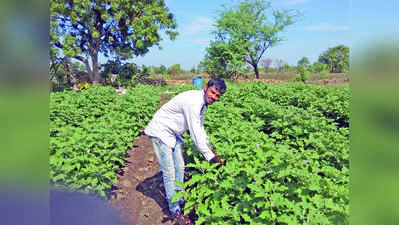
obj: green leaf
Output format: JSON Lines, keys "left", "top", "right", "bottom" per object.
{"left": 171, "top": 192, "right": 184, "bottom": 203}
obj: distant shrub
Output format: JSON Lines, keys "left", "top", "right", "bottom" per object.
{"left": 295, "top": 74, "right": 302, "bottom": 82}
{"left": 297, "top": 65, "right": 309, "bottom": 81}
{"left": 319, "top": 70, "right": 330, "bottom": 80}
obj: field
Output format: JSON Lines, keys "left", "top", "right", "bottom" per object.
{"left": 49, "top": 81, "right": 349, "bottom": 224}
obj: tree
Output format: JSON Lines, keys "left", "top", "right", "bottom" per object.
{"left": 297, "top": 57, "right": 310, "bottom": 66}
{"left": 297, "top": 65, "right": 309, "bottom": 82}
{"left": 50, "top": 0, "right": 178, "bottom": 84}
{"left": 50, "top": 56, "right": 73, "bottom": 85}
{"left": 100, "top": 58, "right": 139, "bottom": 83}
{"left": 283, "top": 63, "right": 291, "bottom": 72}
{"left": 310, "top": 61, "right": 327, "bottom": 73}
{"left": 71, "top": 61, "right": 86, "bottom": 74}
{"left": 203, "top": 0, "right": 299, "bottom": 79}
{"left": 200, "top": 40, "right": 247, "bottom": 79}
{"left": 158, "top": 65, "right": 168, "bottom": 74}
{"left": 168, "top": 64, "right": 182, "bottom": 76}
{"left": 318, "top": 45, "right": 350, "bottom": 73}
{"left": 190, "top": 66, "right": 197, "bottom": 74}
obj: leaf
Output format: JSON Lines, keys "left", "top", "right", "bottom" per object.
{"left": 278, "top": 214, "right": 299, "bottom": 225}
{"left": 91, "top": 177, "right": 98, "bottom": 186}
{"left": 171, "top": 192, "right": 184, "bottom": 203}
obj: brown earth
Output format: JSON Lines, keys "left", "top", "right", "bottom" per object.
{"left": 108, "top": 133, "right": 175, "bottom": 225}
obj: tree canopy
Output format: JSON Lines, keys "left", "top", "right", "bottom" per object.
{"left": 201, "top": 0, "right": 299, "bottom": 79}
{"left": 297, "top": 56, "right": 310, "bottom": 66}
{"left": 318, "top": 45, "right": 350, "bottom": 73}
{"left": 200, "top": 40, "right": 248, "bottom": 78}
{"left": 50, "top": 0, "right": 178, "bottom": 84}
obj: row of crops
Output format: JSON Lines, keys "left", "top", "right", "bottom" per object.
{"left": 49, "top": 81, "right": 349, "bottom": 224}
{"left": 49, "top": 84, "right": 163, "bottom": 196}
{"left": 179, "top": 82, "right": 350, "bottom": 224}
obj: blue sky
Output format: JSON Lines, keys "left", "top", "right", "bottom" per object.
{"left": 127, "top": 0, "right": 353, "bottom": 69}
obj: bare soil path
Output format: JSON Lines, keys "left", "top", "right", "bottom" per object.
{"left": 108, "top": 93, "right": 177, "bottom": 225}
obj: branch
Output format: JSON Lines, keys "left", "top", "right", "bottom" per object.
{"left": 244, "top": 57, "right": 254, "bottom": 67}
{"left": 54, "top": 41, "right": 63, "bottom": 49}
{"left": 72, "top": 55, "right": 86, "bottom": 63}
{"left": 255, "top": 38, "right": 272, "bottom": 64}
{"left": 101, "top": 10, "right": 143, "bottom": 37}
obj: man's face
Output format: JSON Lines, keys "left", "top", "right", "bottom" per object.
{"left": 204, "top": 84, "right": 221, "bottom": 105}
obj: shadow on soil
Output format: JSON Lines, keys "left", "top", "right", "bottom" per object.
{"left": 136, "top": 172, "right": 175, "bottom": 223}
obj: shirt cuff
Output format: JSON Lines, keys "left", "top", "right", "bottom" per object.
{"left": 203, "top": 150, "right": 215, "bottom": 161}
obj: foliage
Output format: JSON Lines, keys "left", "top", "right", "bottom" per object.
{"left": 297, "top": 65, "right": 310, "bottom": 82}
{"left": 283, "top": 63, "right": 292, "bottom": 72}
{"left": 50, "top": 57, "right": 88, "bottom": 92}
{"left": 49, "top": 81, "right": 349, "bottom": 224}
{"left": 150, "top": 65, "right": 168, "bottom": 75}
{"left": 50, "top": 58, "right": 73, "bottom": 87}
{"left": 49, "top": 85, "right": 162, "bottom": 197}
{"left": 100, "top": 59, "right": 152, "bottom": 87}
{"left": 318, "top": 45, "right": 350, "bottom": 73}
{"left": 140, "top": 64, "right": 151, "bottom": 78}
{"left": 319, "top": 70, "right": 330, "bottom": 80}
{"left": 179, "top": 82, "right": 349, "bottom": 224}
{"left": 200, "top": 40, "right": 247, "bottom": 79}
{"left": 264, "top": 67, "right": 276, "bottom": 73}
{"left": 310, "top": 62, "right": 328, "bottom": 73}
{"left": 202, "top": 0, "right": 299, "bottom": 79}
{"left": 50, "top": 0, "right": 178, "bottom": 83}
{"left": 70, "top": 61, "right": 86, "bottom": 74}
{"left": 169, "top": 64, "right": 183, "bottom": 76}
{"left": 100, "top": 58, "right": 138, "bottom": 85}
{"left": 297, "top": 57, "right": 310, "bottom": 66}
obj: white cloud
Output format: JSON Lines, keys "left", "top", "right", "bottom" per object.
{"left": 304, "top": 23, "right": 350, "bottom": 31}
{"left": 279, "top": 0, "right": 310, "bottom": 6}
{"left": 180, "top": 17, "right": 214, "bottom": 36}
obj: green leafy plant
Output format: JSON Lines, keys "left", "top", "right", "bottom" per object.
{"left": 297, "top": 65, "right": 310, "bottom": 82}
{"left": 176, "top": 82, "right": 349, "bottom": 224}
{"left": 49, "top": 85, "right": 162, "bottom": 197}
{"left": 319, "top": 70, "right": 330, "bottom": 80}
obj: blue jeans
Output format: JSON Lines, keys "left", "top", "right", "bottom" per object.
{"left": 148, "top": 136, "right": 185, "bottom": 216}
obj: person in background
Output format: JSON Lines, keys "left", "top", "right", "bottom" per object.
{"left": 144, "top": 78, "right": 226, "bottom": 224}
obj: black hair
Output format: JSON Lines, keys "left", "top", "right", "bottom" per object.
{"left": 207, "top": 78, "right": 226, "bottom": 94}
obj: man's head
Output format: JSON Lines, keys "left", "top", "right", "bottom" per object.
{"left": 204, "top": 78, "right": 226, "bottom": 105}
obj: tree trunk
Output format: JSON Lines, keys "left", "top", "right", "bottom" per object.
{"left": 90, "top": 52, "right": 100, "bottom": 85}
{"left": 253, "top": 64, "right": 259, "bottom": 79}
{"left": 82, "top": 58, "right": 93, "bottom": 83}
{"left": 64, "top": 62, "right": 73, "bottom": 85}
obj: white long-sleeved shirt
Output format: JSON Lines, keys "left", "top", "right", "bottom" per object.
{"left": 144, "top": 90, "right": 215, "bottom": 161}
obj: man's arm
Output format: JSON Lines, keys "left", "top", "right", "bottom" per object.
{"left": 183, "top": 104, "right": 215, "bottom": 161}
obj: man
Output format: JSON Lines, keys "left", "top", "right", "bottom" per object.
{"left": 144, "top": 78, "right": 226, "bottom": 224}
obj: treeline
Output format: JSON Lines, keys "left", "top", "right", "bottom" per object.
{"left": 50, "top": 0, "right": 349, "bottom": 91}
{"left": 49, "top": 57, "right": 202, "bottom": 92}
{"left": 294, "top": 45, "right": 349, "bottom": 81}
{"left": 197, "top": 1, "right": 349, "bottom": 80}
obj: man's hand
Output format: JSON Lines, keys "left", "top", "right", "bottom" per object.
{"left": 210, "top": 150, "right": 224, "bottom": 166}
